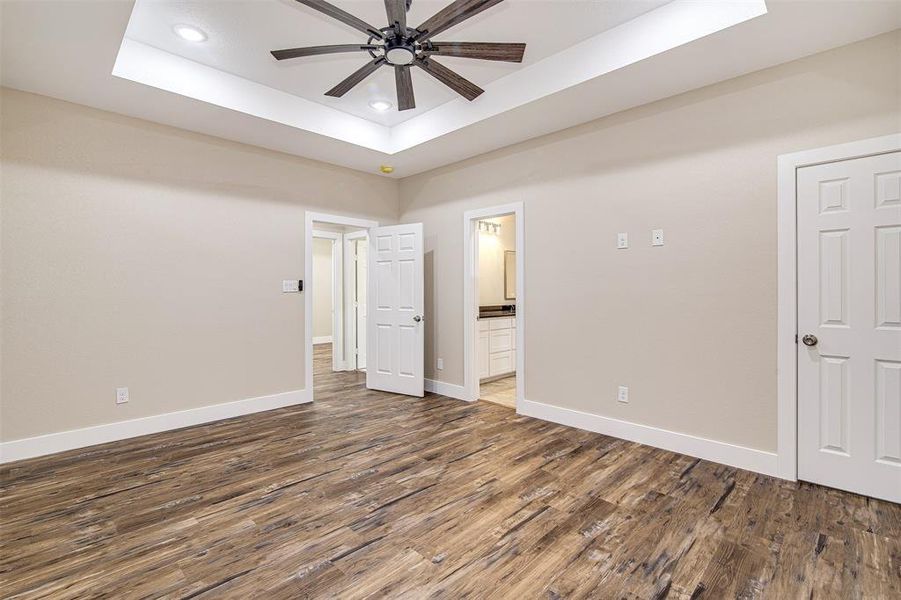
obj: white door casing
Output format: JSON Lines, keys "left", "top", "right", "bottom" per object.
{"left": 356, "top": 237, "right": 368, "bottom": 370}
{"left": 797, "top": 150, "right": 901, "bottom": 503}
{"left": 366, "top": 223, "right": 424, "bottom": 397}
{"left": 343, "top": 231, "right": 368, "bottom": 371}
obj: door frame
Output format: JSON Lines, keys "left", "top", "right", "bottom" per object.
{"left": 312, "top": 230, "right": 342, "bottom": 371}
{"left": 776, "top": 133, "right": 901, "bottom": 481}
{"left": 463, "top": 202, "right": 525, "bottom": 406}
{"left": 305, "top": 212, "right": 379, "bottom": 399}
{"left": 344, "top": 230, "right": 368, "bottom": 371}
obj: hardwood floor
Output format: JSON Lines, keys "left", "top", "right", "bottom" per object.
{"left": 480, "top": 375, "right": 516, "bottom": 408}
{"left": 2, "top": 344, "right": 899, "bottom": 598}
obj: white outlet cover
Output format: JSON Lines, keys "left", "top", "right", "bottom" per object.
{"left": 282, "top": 279, "right": 300, "bottom": 293}
{"left": 437, "top": 358, "right": 444, "bottom": 370}
{"left": 617, "top": 385, "right": 629, "bottom": 403}
{"left": 617, "top": 233, "right": 629, "bottom": 249}
{"left": 116, "top": 387, "right": 129, "bottom": 404}
{"left": 652, "top": 229, "right": 664, "bottom": 246}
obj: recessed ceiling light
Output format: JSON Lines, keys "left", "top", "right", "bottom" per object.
{"left": 368, "top": 100, "right": 392, "bottom": 112}
{"left": 173, "top": 24, "right": 207, "bottom": 43}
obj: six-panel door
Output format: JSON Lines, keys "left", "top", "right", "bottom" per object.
{"left": 797, "top": 151, "right": 901, "bottom": 502}
{"left": 366, "top": 223, "right": 424, "bottom": 397}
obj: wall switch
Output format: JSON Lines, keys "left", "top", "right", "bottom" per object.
{"left": 116, "top": 387, "right": 129, "bottom": 404}
{"left": 437, "top": 358, "right": 444, "bottom": 370}
{"left": 651, "top": 229, "right": 664, "bottom": 246}
{"left": 617, "top": 386, "right": 629, "bottom": 403}
{"left": 617, "top": 233, "right": 629, "bottom": 249}
{"left": 282, "top": 279, "right": 302, "bottom": 293}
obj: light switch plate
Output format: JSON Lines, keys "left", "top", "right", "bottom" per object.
{"left": 282, "top": 279, "right": 301, "bottom": 293}
{"left": 617, "top": 233, "right": 629, "bottom": 249}
{"left": 652, "top": 229, "right": 664, "bottom": 246}
{"left": 437, "top": 358, "right": 444, "bottom": 370}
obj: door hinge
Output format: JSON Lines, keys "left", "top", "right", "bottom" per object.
{"left": 794, "top": 334, "right": 798, "bottom": 344}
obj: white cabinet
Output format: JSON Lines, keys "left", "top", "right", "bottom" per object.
{"left": 478, "top": 329, "right": 490, "bottom": 379}
{"left": 479, "top": 317, "right": 515, "bottom": 380}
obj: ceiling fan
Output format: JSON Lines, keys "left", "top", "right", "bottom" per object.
{"left": 271, "top": 0, "right": 526, "bottom": 111}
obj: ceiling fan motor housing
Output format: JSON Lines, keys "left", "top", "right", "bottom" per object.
{"left": 384, "top": 36, "right": 416, "bottom": 65}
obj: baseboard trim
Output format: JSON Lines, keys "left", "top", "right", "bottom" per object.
{"left": 518, "top": 398, "right": 779, "bottom": 477}
{"left": 424, "top": 378, "right": 470, "bottom": 402}
{"left": 0, "top": 388, "right": 312, "bottom": 464}
{"left": 312, "top": 336, "right": 333, "bottom": 345}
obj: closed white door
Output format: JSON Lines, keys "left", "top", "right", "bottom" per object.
{"left": 797, "top": 150, "right": 901, "bottom": 503}
{"left": 367, "top": 223, "right": 424, "bottom": 397}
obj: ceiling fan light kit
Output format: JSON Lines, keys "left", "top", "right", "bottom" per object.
{"left": 271, "top": 0, "right": 526, "bottom": 111}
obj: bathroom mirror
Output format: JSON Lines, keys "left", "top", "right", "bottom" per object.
{"left": 504, "top": 251, "right": 516, "bottom": 300}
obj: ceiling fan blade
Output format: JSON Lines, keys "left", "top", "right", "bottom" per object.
{"left": 271, "top": 44, "right": 378, "bottom": 61}
{"left": 325, "top": 57, "right": 387, "bottom": 97}
{"left": 292, "top": 0, "right": 385, "bottom": 39}
{"left": 395, "top": 65, "right": 415, "bottom": 111}
{"left": 384, "top": 0, "right": 407, "bottom": 34}
{"left": 414, "top": 0, "right": 504, "bottom": 43}
{"left": 424, "top": 41, "right": 525, "bottom": 62}
{"left": 414, "top": 56, "right": 483, "bottom": 101}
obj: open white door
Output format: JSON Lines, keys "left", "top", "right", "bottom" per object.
{"left": 797, "top": 150, "right": 901, "bottom": 503}
{"left": 367, "top": 223, "right": 424, "bottom": 397}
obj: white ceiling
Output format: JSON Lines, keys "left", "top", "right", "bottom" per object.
{"left": 125, "top": 0, "right": 670, "bottom": 127}
{"left": 1, "top": 1, "right": 899, "bottom": 177}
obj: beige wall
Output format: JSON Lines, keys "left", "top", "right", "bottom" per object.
{"left": 2, "top": 32, "right": 899, "bottom": 453}
{"left": 399, "top": 31, "right": 901, "bottom": 452}
{"left": 312, "top": 238, "right": 333, "bottom": 339}
{"left": 478, "top": 215, "right": 516, "bottom": 306}
{"left": 0, "top": 88, "right": 398, "bottom": 441}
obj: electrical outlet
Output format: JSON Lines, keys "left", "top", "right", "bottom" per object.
{"left": 437, "top": 358, "right": 444, "bottom": 370}
{"left": 116, "top": 387, "right": 129, "bottom": 404}
{"left": 652, "top": 229, "right": 664, "bottom": 246}
{"left": 617, "top": 386, "right": 629, "bottom": 403}
{"left": 617, "top": 232, "right": 629, "bottom": 249}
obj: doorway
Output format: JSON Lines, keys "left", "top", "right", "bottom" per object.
{"left": 463, "top": 203, "right": 524, "bottom": 408}
{"left": 778, "top": 134, "right": 901, "bottom": 503}
{"left": 304, "top": 212, "right": 426, "bottom": 399}
{"left": 305, "top": 213, "right": 378, "bottom": 397}
{"left": 312, "top": 230, "right": 341, "bottom": 371}
{"left": 344, "top": 230, "right": 369, "bottom": 372}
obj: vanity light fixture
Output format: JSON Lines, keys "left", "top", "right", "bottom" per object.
{"left": 173, "top": 24, "right": 207, "bottom": 42}
{"left": 478, "top": 221, "right": 501, "bottom": 235}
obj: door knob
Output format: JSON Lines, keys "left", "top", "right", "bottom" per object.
{"left": 413, "top": 315, "right": 423, "bottom": 322}
{"left": 802, "top": 334, "right": 818, "bottom": 347}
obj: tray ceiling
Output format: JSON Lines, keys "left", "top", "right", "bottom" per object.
{"left": 2, "top": 1, "right": 899, "bottom": 176}
{"left": 124, "top": 0, "right": 671, "bottom": 127}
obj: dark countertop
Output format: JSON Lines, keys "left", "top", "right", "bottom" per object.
{"left": 478, "top": 305, "right": 516, "bottom": 319}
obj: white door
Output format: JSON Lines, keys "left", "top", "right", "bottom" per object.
{"left": 367, "top": 223, "right": 424, "bottom": 396}
{"left": 797, "top": 150, "right": 901, "bottom": 503}
{"left": 356, "top": 237, "right": 368, "bottom": 370}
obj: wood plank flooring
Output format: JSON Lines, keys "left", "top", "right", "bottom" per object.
{"left": 2, "top": 344, "right": 899, "bottom": 598}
